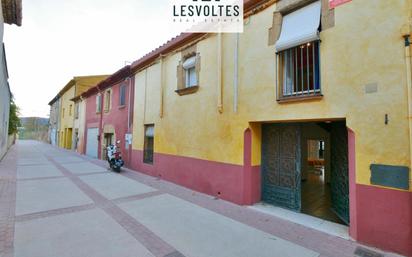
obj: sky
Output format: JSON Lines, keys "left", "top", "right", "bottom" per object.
{"left": 4, "top": 0, "right": 181, "bottom": 118}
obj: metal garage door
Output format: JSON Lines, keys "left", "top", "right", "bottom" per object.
{"left": 86, "top": 128, "right": 99, "bottom": 158}
{"left": 50, "top": 128, "right": 56, "bottom": 146}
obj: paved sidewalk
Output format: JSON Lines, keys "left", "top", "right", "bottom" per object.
{"left": 0, "top": 141, "right": 404, "bottom": 257}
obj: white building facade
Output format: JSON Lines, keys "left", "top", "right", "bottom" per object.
{"left": 0, "top": 0, "right": 21, "bottom": 160}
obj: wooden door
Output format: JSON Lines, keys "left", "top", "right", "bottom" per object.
{"left": 330, "top": 121, "right": 350, "bottom": 224}
{"left": 262, "top": 123, "right": 301, "bottom": 211}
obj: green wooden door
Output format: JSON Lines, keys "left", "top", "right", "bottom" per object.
{"left": 261, "top": 124, "right": 301, "bottom": 211}
{"left": 330, "top": 121, "right": 350, "bottom": 224}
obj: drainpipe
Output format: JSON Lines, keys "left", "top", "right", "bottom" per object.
{"left": 234, "top": 33, "right": 239, "bottom": 113}
{"left": 80, "top": 95, "right": 86, "bottom": 154}
{"left": 217, "top": 32, "right": 223, "bottom": 113}
{"left": 402, "top": 23, "right": 412, "bottom": 172}
{"left": 126, "top": 74, "right": 133, "bottom": 166}
{"left": 127, "top": 76, "right": 131, "bottom": 132}
{"left": 97, "top": 87, "right": 103, "bottom": 159}
{"left": 143, "top": 69, "right": 148, "bottom": 123}
{"left": 159, "top": 55, "right": 164, "bottom": 118}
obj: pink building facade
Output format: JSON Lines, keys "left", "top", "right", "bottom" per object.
{"left": 82, "top": 66, "right": 134, "bottom": 166}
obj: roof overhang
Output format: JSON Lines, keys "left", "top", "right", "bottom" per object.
{"left": 81, "top": 65, "right": 132, "bottom": 99}
{"left": 70, "top": 95, "right": 82, "bottom": 102}
{"left": 130, "top": 0, "right": 275, "bottom": 74}
{"left": 48, "top": 95, "right": 60, "bottom": 106}
{"left": 47, "top": 79, "right": 75, "bottom": 105}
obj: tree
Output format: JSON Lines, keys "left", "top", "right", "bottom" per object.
{"left": 8, "top": 95, "right": 20, "bottom": 135}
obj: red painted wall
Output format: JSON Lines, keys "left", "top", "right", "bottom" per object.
{"left": 130, "top": 149, "right": 246, "bottom": 204}
{"left": 101, "top": 78, "right": 133, "bottom": 166}
{"left": 348, "top": 128, "right": 412, "bottom": 256}
{"left": 129, "top": 128, "right": 261, "bottom": 205}
{"left": 84, "top": 94, "right": 101, "bottom": 156}
{"left": 243, "top": 128, "right": 261, "bottom": 205}
{"left": 348, "top": 128, "right": 357, "bottom": 239}
{"left": 356, "top": 185, "right": 412, "bottom": 256}
{"left": 83, "top": 76, "right": 134, "bottom": 163}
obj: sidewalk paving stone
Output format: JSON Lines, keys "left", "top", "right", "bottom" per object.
{"left": 52, "top": 156, "right": 86, "bottom": 164}
{"left": 61, "top": 162, "right": 108, "bottom": 174}
{"left": 14, "top": 208, "right": 154, "bottom": 257}
{"left": 17, "top": 164, "right": 63, "bottom": 179}
{"left": 119, "top": 194, "right": 320, "bottom": 257}
{"left": 17, "top": 157, "right": 48, "bottom": 166}
{"left": 16, "top": 177, "right": 93, "bottom": 215}
{"left": 79, "top": 173, "right": 156, "bottom": 200}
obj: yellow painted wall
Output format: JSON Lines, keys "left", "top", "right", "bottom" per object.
{"left": 57, "top": 76, "right": 107, "bottom": 150}
{"left": 73, "top": 99, "right": 86, "bottom": 153}
{"left": 132, "top": 0, "right": 412, "bottom": 190}
{"left": 59, "top": 85, "right": 75, "bottom": 149}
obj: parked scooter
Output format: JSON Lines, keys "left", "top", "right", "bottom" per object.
{"left": 106, "top": 140, "right": 124, "bottom": 172}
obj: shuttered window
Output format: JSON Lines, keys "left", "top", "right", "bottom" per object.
{"left": 276, "top": 1, "right": 322, "bottom": 100}
{"left": 74, "top": 102, "right": 79, "bottom": 119}
{"left": 183, "top": 56, "right": 197, "bottom": 88}
{"left": 96, "top": 94, "right": 102, "bottom": 113}
{"left": 176, "top": 53, "right": 201, "bottom": 95}
{"left": 104, "top": 90, "right": 111, "bottom": 112}
{"left": 275, "top": 1, "right": 321, "bottom": 52}
{"left": 119, "top": 84, "right": 126, "bottom": 106}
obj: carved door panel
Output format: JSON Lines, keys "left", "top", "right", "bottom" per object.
{"left": 262, "top": 124, "right": 301, "bottom": 211}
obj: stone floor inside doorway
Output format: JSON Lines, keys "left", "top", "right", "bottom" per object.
{"left": 251, "top": 169, "right": 349, "bottom": 240}
{"left": 301, "top": 172, "right": 345, "bottom": 225}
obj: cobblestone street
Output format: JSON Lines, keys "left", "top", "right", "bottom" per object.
{"left": 0, "top": 141, "right": 403, "bottom": 257}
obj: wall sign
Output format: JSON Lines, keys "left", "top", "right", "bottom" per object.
{"left": 125, "top": 133, "right": 132, "bottom": 145}
{"left": 370, "top": 164, "right": 410, "bottom": 190}
{"left": 329, "top": 0, "right": 351, "bottom": 9}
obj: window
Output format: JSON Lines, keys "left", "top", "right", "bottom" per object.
{"left": 119, "top": 84, "right": 126, "bottom": 106}
{"left": 183, "top": 56, "right": 197, "bottom": 88}
{"left": 275, "top": 1, "right": 322, "bottom": 100}
{"left": 74, "top": 102, "right": 79, "bottom": 119}
{"left": 69, "top": 104, "right": 72, "bottom": 116}
{"left": 62, "top": 108, "right": 65, "bottom": 118}
{"left": 143, "top": 125, "right": 154, "bottom": 164}
{"left": 279, "top": 41, "right": 320, "bottom": 96}
{"left": 96, "top": 94, "right": 102, "bottom": 113}
{"left": 104, "top": 90, "right": 111, "bottom": 112}
{"left": 176, "top": 53, "right": 200, "bottom": 95}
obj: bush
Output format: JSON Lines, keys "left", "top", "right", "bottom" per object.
{"left": 8, "top": 95, "right": 20, "bottom": 135}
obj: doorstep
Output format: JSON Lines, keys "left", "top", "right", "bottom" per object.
{"left": 249, "top": 202, "right": 350, "bottom": 240}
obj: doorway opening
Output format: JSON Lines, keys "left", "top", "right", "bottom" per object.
{"left": 65, "top": 128, "right": 73, "bottom": 150}
{"left": 74, "top": 129, "right": 79, "bottom": 151}
{"left": 103, "top": 133, "right": 114, "bottom": 160}
{"left": 261, "top": 121, "right": 349, "bottom": 226}
{"left": 302, "top": 139, "right": 344, "bottom": 224}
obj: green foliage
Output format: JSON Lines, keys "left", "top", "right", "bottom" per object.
{"left": 8, "top": 96, "right": 20, "bottom": 135}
